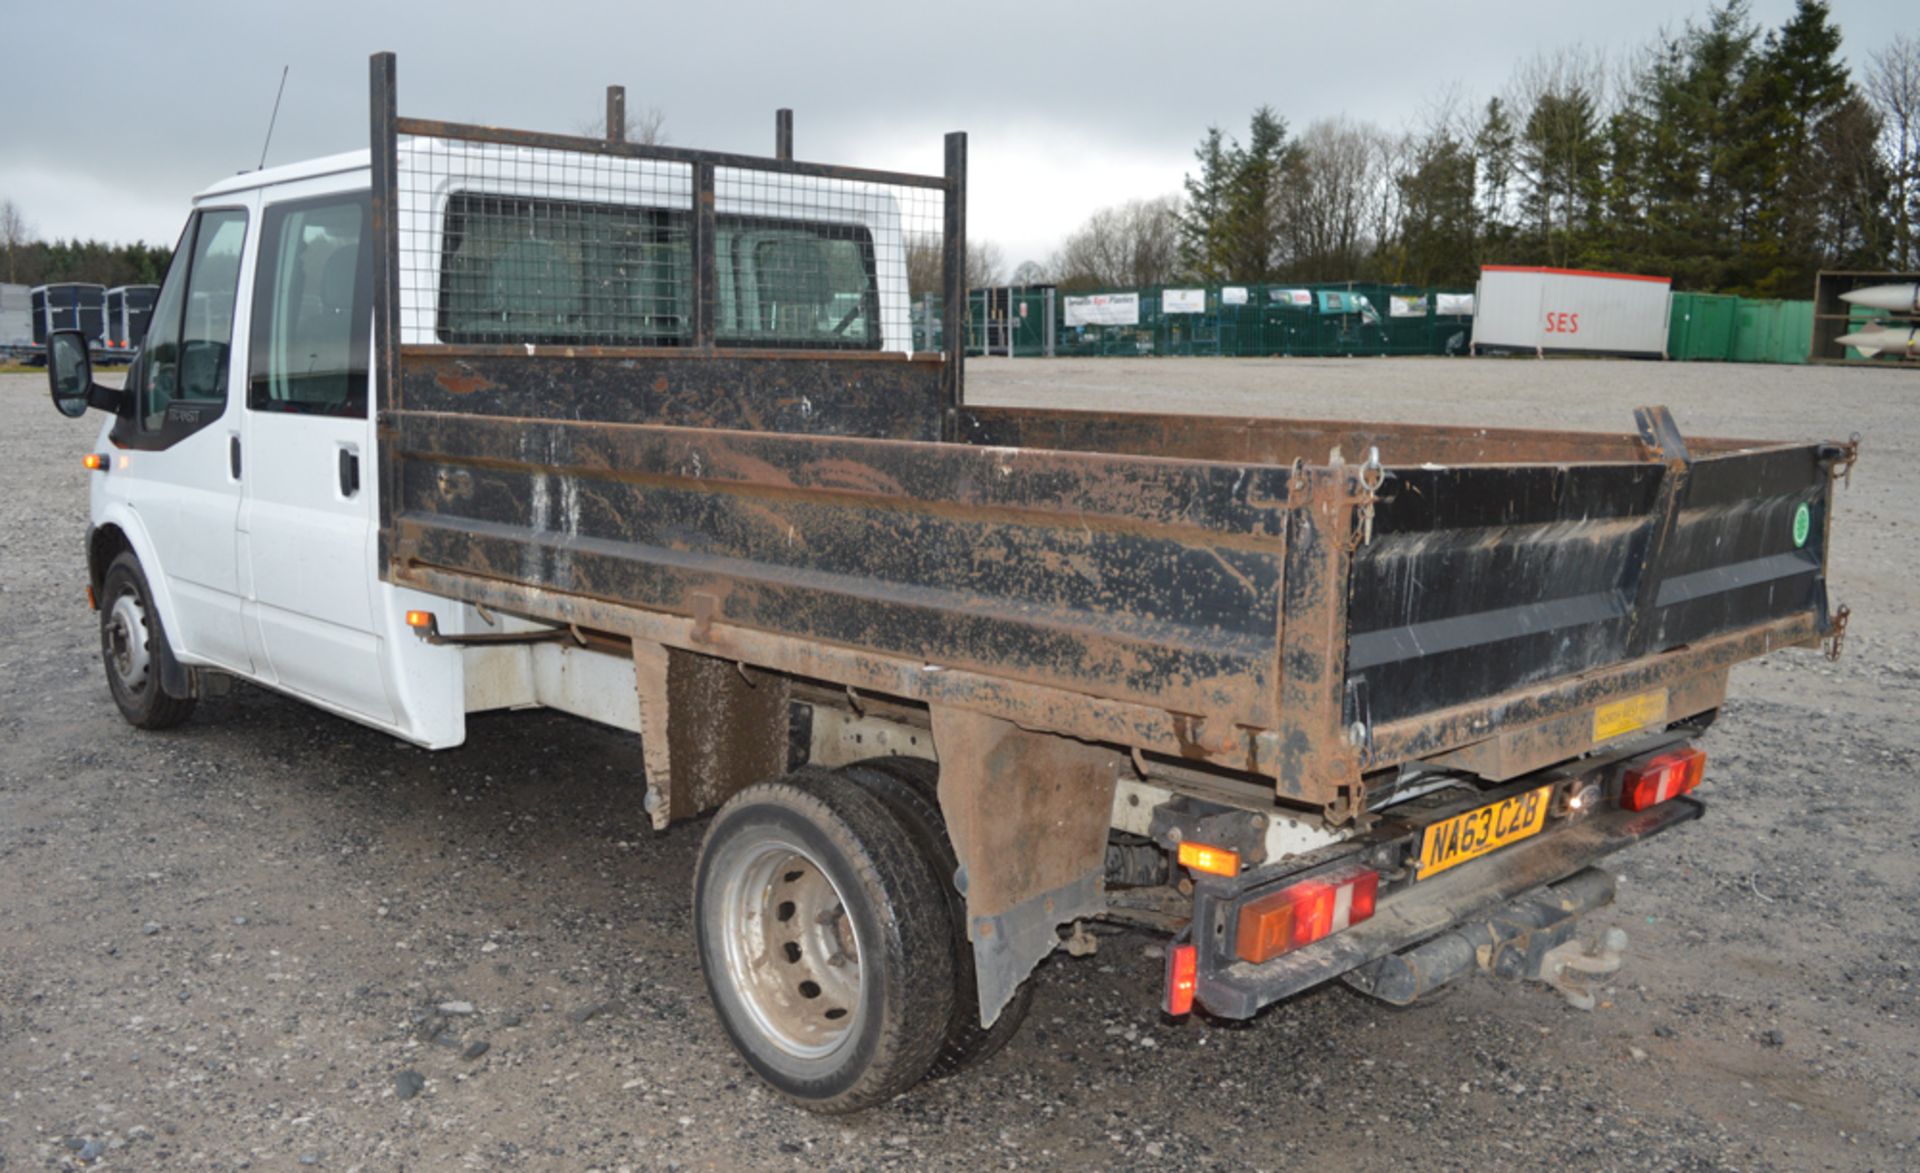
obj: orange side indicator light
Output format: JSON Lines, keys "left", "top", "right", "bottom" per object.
{"left": 405, "top": 610, "right": 435, "bottom": 630}
{"left": 82, "top": 453, "right": 107, "bottom": 471}
{"left": 1176, "top": 841, "right": 1241, "bottom": 878}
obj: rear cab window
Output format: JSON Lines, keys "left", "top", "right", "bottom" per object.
{"left": 435, "top": 193, "right": 878, "bottom": 350}
{"left": 247, "top": 193, "right": 373, "bottom": 416}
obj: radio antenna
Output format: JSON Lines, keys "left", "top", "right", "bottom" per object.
{"left": 257, "top": 66, "right": 290, "bottom": 171}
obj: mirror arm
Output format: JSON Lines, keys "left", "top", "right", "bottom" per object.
{"left": 86, "top": 382, "right": 126, "bottom": 413}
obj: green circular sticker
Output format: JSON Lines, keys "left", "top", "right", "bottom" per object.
{"left": 1792, "top": 502, "right": 1811, "bottom": 548}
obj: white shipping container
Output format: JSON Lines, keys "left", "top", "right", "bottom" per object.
{"left": 1470, "top": 265, "right": 1671, "bottom": 358}
{"left": 0, "top": 283, "right": 31, "bottom": 347}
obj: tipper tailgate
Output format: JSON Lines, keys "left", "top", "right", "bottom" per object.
{"left": 1346, "top": 435, "right": 1839, "bottom": 738}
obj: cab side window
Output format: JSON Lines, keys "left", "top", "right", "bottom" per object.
{"left": 139, "top": 208, "right": 248, "bottom": 431}
{"left": 248, "top": 194, "right": 371, "bottom": 416}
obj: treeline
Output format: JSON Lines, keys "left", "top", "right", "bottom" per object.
{"left": 1039, "top": 1, "right": 1919, "bottom": 297}
{"left": 0, "top": 199, "right": 173, "bottom": 290}
{"left": 2, "top": 239, "right": 173, "bottom": 290}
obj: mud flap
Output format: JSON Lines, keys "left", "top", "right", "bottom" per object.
{"left": 929, "top": 706, "right": 1121, "bottom": 1026}
{"left": 632, "top": 641, "right": 791, "bottom": 830}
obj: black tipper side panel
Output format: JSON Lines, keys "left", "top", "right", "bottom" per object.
{"left": 390, "top": 411, "right": 1292, "bottom": 726}
{"left": 1345, "top": 447, "right": 1828, "bottom": 727}
{"left": 1645, "top": 446, "right": 1828, "bottom": 650}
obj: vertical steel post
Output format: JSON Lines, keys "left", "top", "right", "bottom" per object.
{"left": 942, "top": 132, "right": 966, "bottom": 440}
{"left": 606, "top": 86, "right": 626, "bottom": 143}
{"left": 368, "top": 52, "right": 401, "bottom": 570}
{"left": 693, "top": 162, "right": 717, "bottom": 349}
{"left": 775, "top": 109, "right": 793, "bottom": 161}
{"left": 1044, "top": 287, "right": 1055, "bottom": 357}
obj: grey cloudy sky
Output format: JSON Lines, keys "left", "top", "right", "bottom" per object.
{"left": 2, "top": 0, "right": 1904, "bottom": 267}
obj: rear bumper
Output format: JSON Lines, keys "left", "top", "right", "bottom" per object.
{"left": 1188, "top": 797, "right": 1702, "bottom": 1019}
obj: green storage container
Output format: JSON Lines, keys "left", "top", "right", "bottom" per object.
{"left": 1669, "top": 292, "right": 1737, "bottom": 361}
{"left": 1668, "top": 294, "right": 1811, "bottom": 364}
{"left": 1776, "top": 300, "right": 1813, "bottom": 365}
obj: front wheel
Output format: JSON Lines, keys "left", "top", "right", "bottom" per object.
{"left": 99, "top": 553, "right": 195, "bottom": 730}
{"left": 694, "top": 771, "right": 955, "bottom": 1112}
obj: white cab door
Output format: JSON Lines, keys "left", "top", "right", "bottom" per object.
{"left": 238, "top": 187, "right": 394, "bottom": 723}
{"left": 112, "top": 203, "right": 256, "bottom": 672}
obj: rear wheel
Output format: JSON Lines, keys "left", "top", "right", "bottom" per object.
{"left": 99, "top": 553, "right": 195, "bottom": 730}
{"left": 694, "top": 770, "right": 955, "bottom": 1112}
{"left": 841, "top": 755, "right": 1036, "bottom": 1077}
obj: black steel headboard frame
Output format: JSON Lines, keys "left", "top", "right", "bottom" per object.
{"left": 366, "top": 50, "right": 968, "bottom": 564}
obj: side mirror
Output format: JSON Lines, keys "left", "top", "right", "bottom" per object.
{"left": 46, "top": 330, "right": 122, "bottom": 417}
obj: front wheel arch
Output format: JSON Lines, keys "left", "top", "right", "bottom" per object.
{"left": 88, "top": 522, "right": 134, "bottom": 600}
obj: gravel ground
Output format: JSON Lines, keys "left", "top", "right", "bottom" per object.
{"left": 1, "top": 357, "right": 1915, "bottom": 1171}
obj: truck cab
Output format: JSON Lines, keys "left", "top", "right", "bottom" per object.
{"left": 61, "top": 155, "right": 463, "bottom": 743}
{"left": 59, "top": 141, "right": 914, "bottom": 750}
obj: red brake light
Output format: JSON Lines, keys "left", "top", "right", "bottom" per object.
{"left": 1166, "top": 943, "right": 1197, "bottom": 1015}
{"left": 1234, "top": 865, "right": 1380, "bottom": 964}
{"left": 1620, "top": 746, "right": 1706, "bottom": 811}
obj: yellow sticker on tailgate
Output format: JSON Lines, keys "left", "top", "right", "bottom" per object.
{"left": 1593, "top": 689, "right": 1669, "bottom": 743}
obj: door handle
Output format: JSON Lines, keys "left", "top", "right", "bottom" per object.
{"left": 338, "top": 448, "right": 360, "bottom": 497}
{"left": 229, "top": 435, "right": 241, "bottom": 479}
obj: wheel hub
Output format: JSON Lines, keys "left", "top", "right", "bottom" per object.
{"left": 106, "top": 591, "right": 152, "bottom": 691}
{"left": 719, "top": 840, "right": 864, "bottom": 1059}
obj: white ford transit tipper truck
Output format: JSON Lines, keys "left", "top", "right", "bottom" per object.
{"left": 43, "top": 53, "right": 1855, "bottom": 1112}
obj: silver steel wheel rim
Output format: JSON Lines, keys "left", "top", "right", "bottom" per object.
{"left": 107, "top": 590, "right": 152, "bottom": 691}
{"left": 717, "top": 834, "right": 864, "bottom": 1060}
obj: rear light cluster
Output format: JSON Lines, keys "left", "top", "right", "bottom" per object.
{"left": 1165, "top": 944, "right": 1198, "bottom": 1015}
{"left": 1165, "top": 862, "right": 1385, "bottom": 1015}
{"left": 1619, "top": 746, "right": 1706, "bottom": 811}
{"left": 1235, "top": 865, "right": 1379, "bottom": 965}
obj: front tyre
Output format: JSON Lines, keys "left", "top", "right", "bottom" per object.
{"left": 694, "top": 771, "right": 955, "bottom": 1112}
{"left": 99, "top": 553, "right": 195, "bottom": 730}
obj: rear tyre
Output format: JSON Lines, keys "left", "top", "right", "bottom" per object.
{"left": 841, "top": 755, "right": 1036, "bottom": 1077}
{"left": 694, "top": 770, "right": 955, "bottom": 1112}
{"left": 99, "top": 553, "right": 196, "bottom": 730}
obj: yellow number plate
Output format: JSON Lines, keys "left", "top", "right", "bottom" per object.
{"left": 1418, "top": 787, "right": 1552, "bottom": 880}
{"left": 1593, "top": 689, "right": 1670, "bottom": 743}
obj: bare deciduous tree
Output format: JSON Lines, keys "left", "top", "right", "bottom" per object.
{"left": 1867, "top": 34, "right": 1920, "bottom": 269}
{"left": 0, "top": 199, "right": 29, "bottom": 285}
{"left": 904, "top": 235, "right": 1006, "bottom": 295}
{"left": 1048, "top": 195, "right": 1183, "bottom": 289}
{"left": 1009, "top": 259, "right": 1050, "bottom": 286}
{"left": 578, "top": 106, "right": 668, "bottom": 146}
{"left": 1273, "top": 118, "right": 1394, "bottom": 282}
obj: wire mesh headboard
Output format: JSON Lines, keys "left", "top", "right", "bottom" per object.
{"left": 367, "top": 51, "right": 966, "bottom": 430}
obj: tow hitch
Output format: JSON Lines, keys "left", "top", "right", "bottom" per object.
{"left": 1342, "top": 867, "right": 1627, "bottom": 1009}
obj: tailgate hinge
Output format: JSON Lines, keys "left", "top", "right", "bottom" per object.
{"left": 1820, "top": 432, "right": 1862, "bottom": 489}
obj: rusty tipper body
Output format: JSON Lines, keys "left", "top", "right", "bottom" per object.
{"left": 46, "top": 52, "right": 1853, "bottom": 1112}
